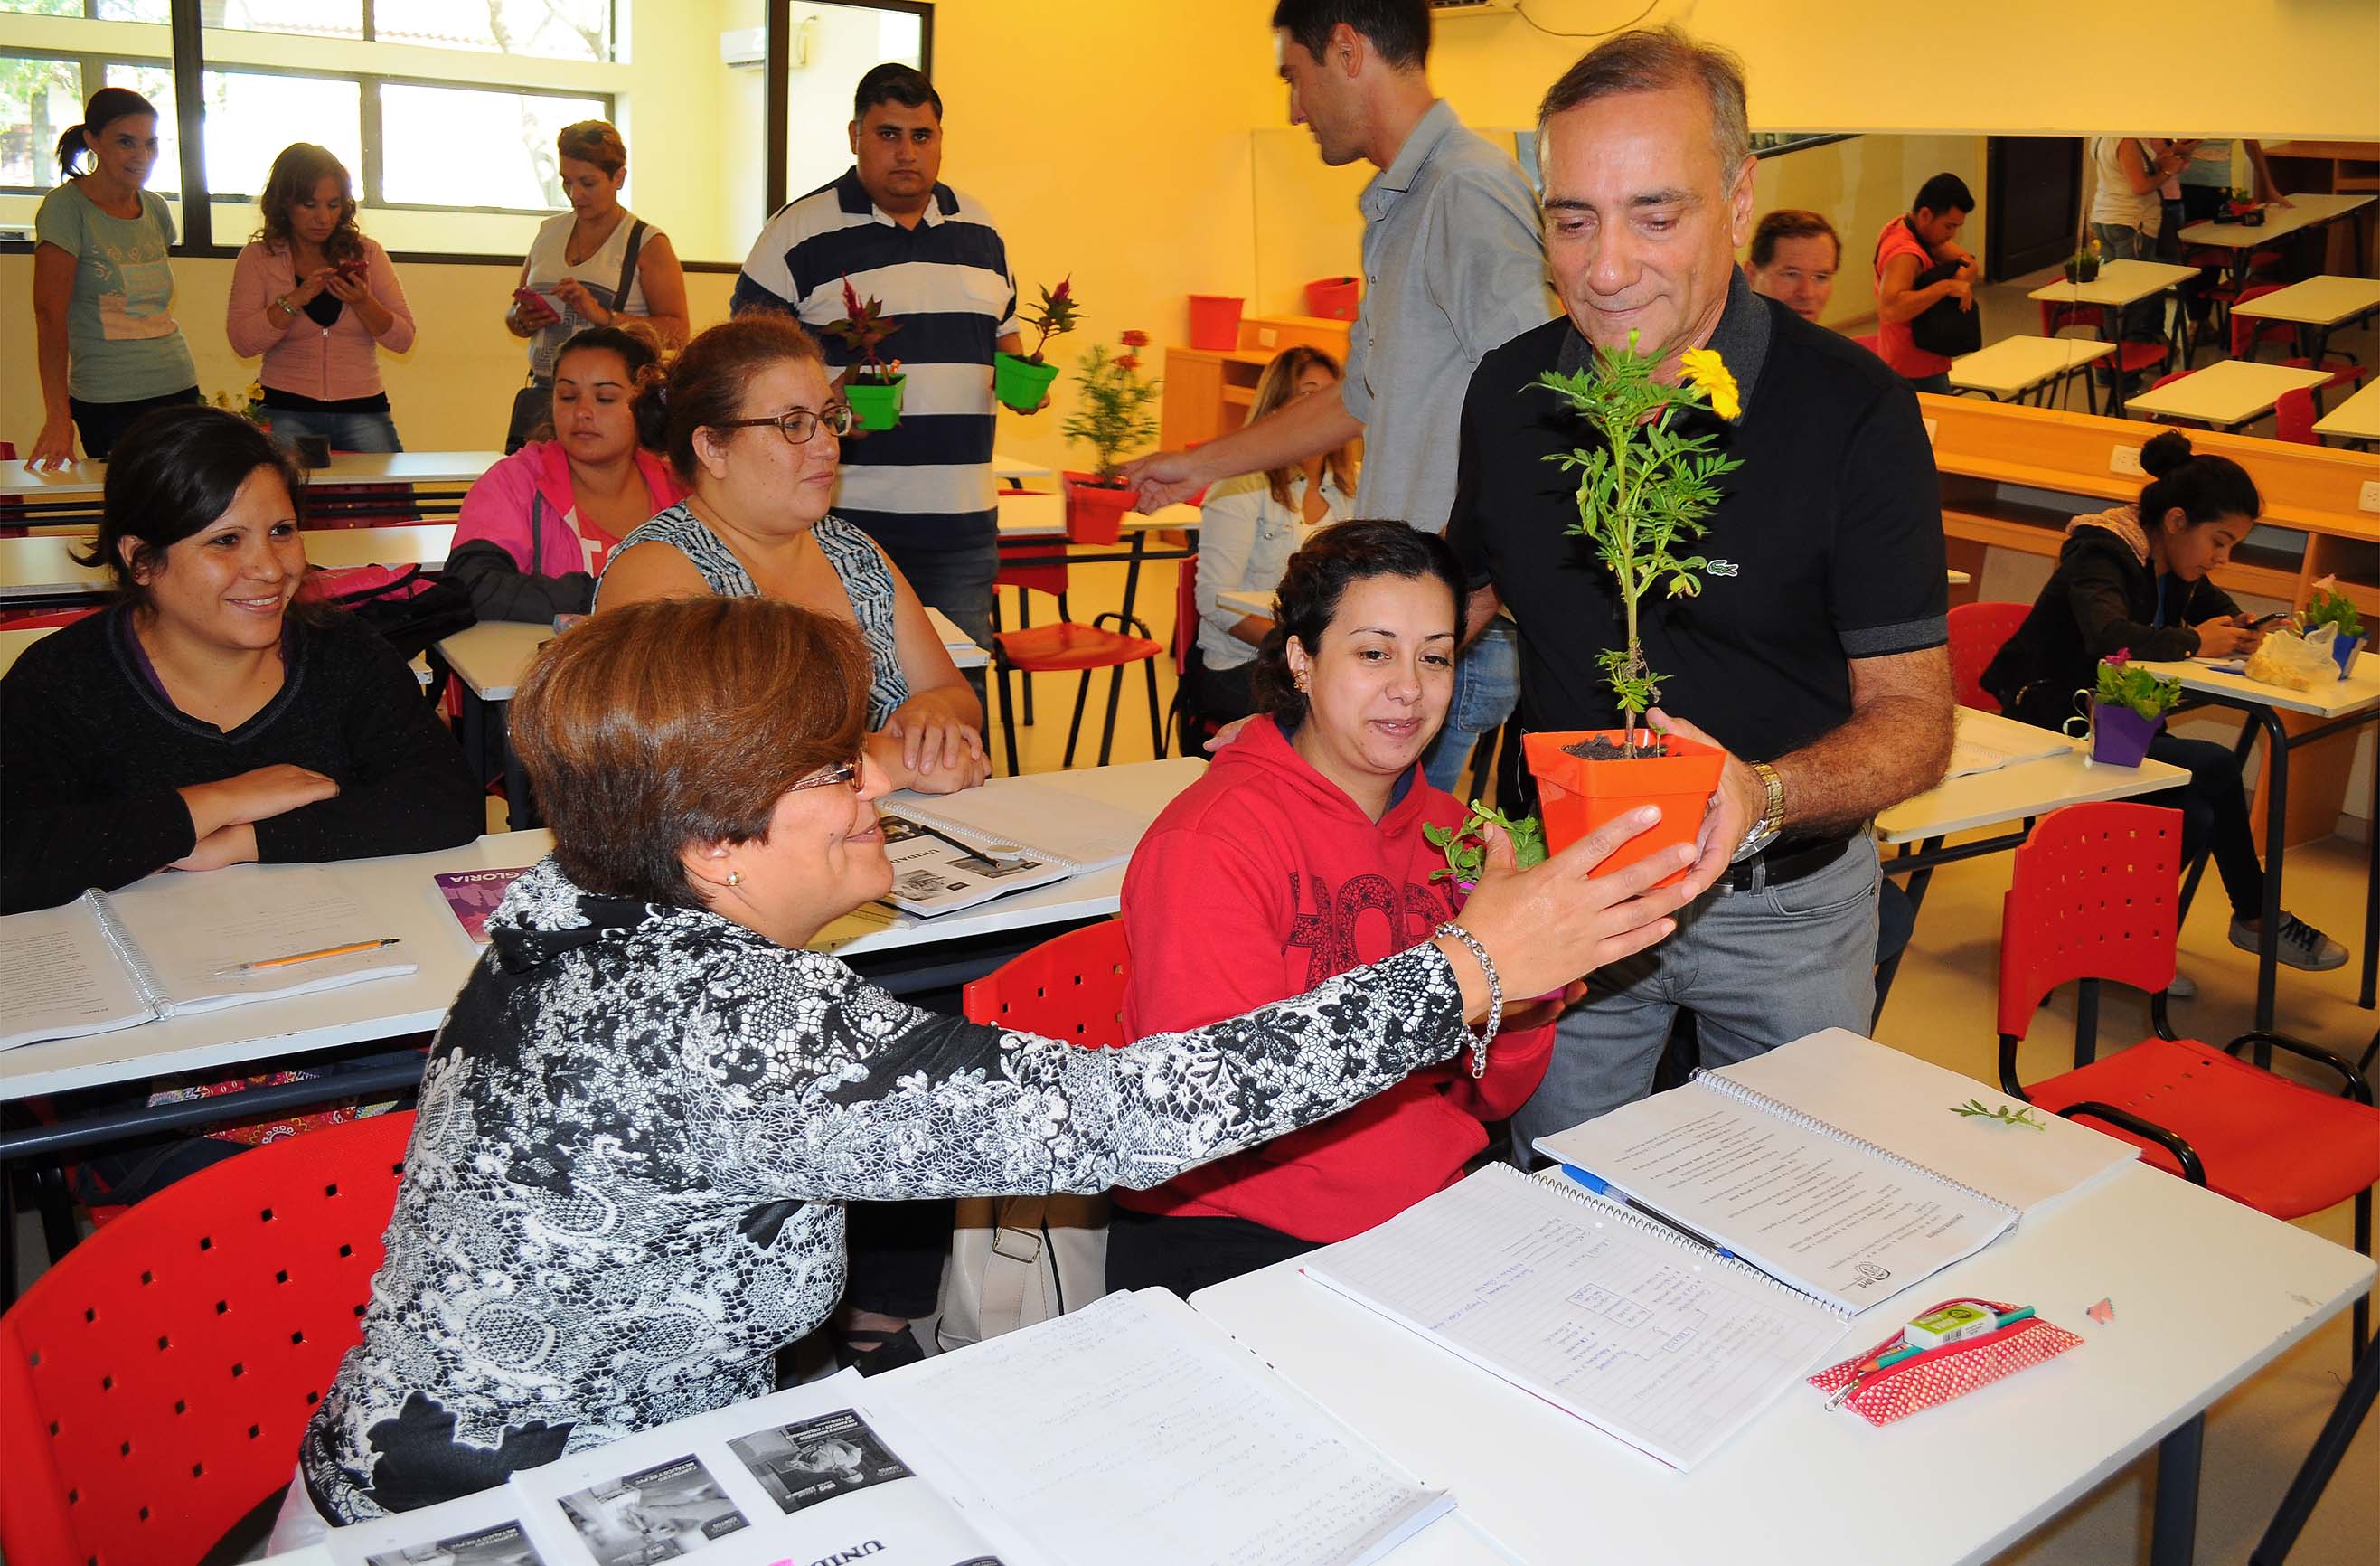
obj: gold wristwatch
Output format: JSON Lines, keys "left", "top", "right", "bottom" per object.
{"left": 1731, "top": 760, "right": 1786, "bottom": 863}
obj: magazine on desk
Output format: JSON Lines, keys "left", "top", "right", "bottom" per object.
{"left": 328, "top": 1290, "right": 1453, "bottom": 1566}
{"left": 1533, "top": 1029, "right": 2139, "bottom": 1314}
{"left": 870, "top": 778, "right": 1149, "bottom": 918}
{"left": 0, "top": 867, "right": 416, "bottom": 1051}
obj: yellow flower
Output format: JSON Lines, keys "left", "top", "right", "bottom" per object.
{"left": 1679, "top": 347, "right": 1740, "bottom": 420}
{"left": 244, "top": 382, "right": 265, "bottom": 403}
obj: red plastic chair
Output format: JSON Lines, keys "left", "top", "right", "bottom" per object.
{"left": 2274, "top": 388, "right": 2320, "bottom": 447}
{"left": 987, "top": 543, "right": 1164, "bottom": 775}
{"left": 1947, "top": 601, "right": 2030, "bottom": 713}
{"left": 0, "top": 607, "right": 99, "bottom": 634}
{"left": 962, "top": 919, "right": 1133, "bottom": 1046}
{"left": 2230, "top": 284, "right": 2300, "bottom": 362}
{"left": 2142, "top": 368, "right": 2206, "bottom": 427}
{"left": 2038, "top": 300, "right": 2102, "bottom": 338}
{"left": 0, "top": 1112, "right": 415, "bottom": 1566}
{"left": 1995, "top": 804, "right": 2379, "bottom": 1354}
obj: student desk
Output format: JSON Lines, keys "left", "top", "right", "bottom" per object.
{"left": 1191, "top": 1139, "right": 2374, "bottom": 1565}
{"left": 2229, "top": 275, "right": 2380, "bottom": 368}
{"left": 0, "top": 451, "right": 498, "bottom": 529}
{"left": 0, "top": 524, "right": 456, "bottom": 609}
{"left": 2178, "top": 192, "right": 2379, "bottom": 287}
{"left": 2311, "top": 377, "right": 2380, "bottom": 445}
{"left": 0, "top": 758, "right": 1205, "bottom": 1298}
{"left": 431, "top": 611, "right": 992, "bottom": 829}
{"left": 1949, "top": 335, "right": 2117, "bottom": 410}
{"left": 2027, "top": 261, "right": 2202, "bottom": 414}
{"left": 2134, "top": 656, "right": 2380, "bottom": 1034}
{"left": 2122, "top": 362, "right": 2335, "bottom": 434}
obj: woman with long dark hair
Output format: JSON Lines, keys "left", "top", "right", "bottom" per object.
{"left": 226, "top": 143, "right": 417, "bottom": 453}
{"left": 27, "top": 86, "right": 199, "bottom": 467}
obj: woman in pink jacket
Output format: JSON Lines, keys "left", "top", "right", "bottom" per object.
{"left": 446, "top": 325, "right": 687, "bottom": 622}
{"left": 226, "top": 144, "right": 414, "bottom": 452}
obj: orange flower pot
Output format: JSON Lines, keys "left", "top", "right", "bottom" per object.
{"left": 1062, "top": 472, "right": 1136, "bottom": 543}
{"left": 1523, "top": 729, "right": 1724, "bottom": 887}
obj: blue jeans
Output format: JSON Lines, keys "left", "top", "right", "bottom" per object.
{"left": 2090, "top": 223, "right": 2168, "bottom": 344}
{"left": 1423, "top": 618, "right": 1520, "bottom": 796}
{"left": 877, "top": 540, "right": 996, "bottom": 704}
{"left": 268, "top": 405, "right": 404, "bottom": 453}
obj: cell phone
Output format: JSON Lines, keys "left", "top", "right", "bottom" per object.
{"left": 2246, "top": 610, "right": 2292, "bottom": 629}
{"left": 334, "top": 257, "right": 368, "bottom": 279}
{"left": 513, "top": 287, "right": 559, "bottom": 315}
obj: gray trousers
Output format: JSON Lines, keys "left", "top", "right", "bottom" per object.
{"left": 1510, "top": 835, "right": 1882, "bottom": 1157}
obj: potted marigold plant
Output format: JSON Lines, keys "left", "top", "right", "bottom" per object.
{"left": 2062, "top": 239, "right": 2102, "bottom": 284}
{"left": 1058, "top": 331, "right": 1160, "bottom": 542}
{"left": 994, "top": 276, "right": 1077, "bottom": 413}
{"left": 1522, "top": 335, "right": 1743, "bottom": 882}
{"left": 825, "top": 276, "right": 906, "bottom": 430}
{"left": 2079, "top": 649, "right": 2179, "bottom": 767}
{"left": 2302, "top": 576, "right": 2366, "bottom": 680}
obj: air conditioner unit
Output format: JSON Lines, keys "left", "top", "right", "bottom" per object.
{"left": 1429, "top": 0, "right": 1519, "bottom": 17}
{"left": 720, "top": 26, "right": 765, "bottom": 69}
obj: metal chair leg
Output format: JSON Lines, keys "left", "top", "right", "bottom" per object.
{"left": 2249, "top": 1337, "right": 2379, "bottom": 1564}
{"left": 1061, "top": 670, "right": 1095, "bottom": 769}
{"left": 1143, "top": 656, "right": 1165, "bottom": 761}
{"left": 994, "top": 660, "right": 1021, "bottom": 777}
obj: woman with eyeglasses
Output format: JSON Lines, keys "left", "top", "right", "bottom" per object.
{"left": 596, "top": 315, "right": 986, "bottom": 797}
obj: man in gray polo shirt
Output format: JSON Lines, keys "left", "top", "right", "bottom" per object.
{"left": 1124, "top": 0, "right": 1551, "bottom": 791}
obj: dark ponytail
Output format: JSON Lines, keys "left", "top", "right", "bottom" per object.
{"left": 2138, "top": 429, "right": 2261, "bottom": 531}
{"left": 56, "top": 87, "right": 159, "bottom": 178}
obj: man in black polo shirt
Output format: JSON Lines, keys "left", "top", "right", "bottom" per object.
{"left": 1447, "top": 27, "right": 1952, "bottom": 1144}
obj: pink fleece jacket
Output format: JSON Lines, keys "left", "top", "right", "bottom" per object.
{"left": 453, "top": 439, "right": 686, "bottom": 580}
{"left": 226, "top": 237, "right": 416, "bottom": 401}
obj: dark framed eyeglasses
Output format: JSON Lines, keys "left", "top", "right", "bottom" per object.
{"left": 713, "top": 403, "right": 856, "bottom": 445}
{"left": 791, "top": 759, "right": 862, "bottom": 793}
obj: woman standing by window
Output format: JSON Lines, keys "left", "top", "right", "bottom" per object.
{"left": 504, "top": 120, "right": 689, "bottom": 451}
{"left": 27, "top": 86, "right": 199, "bottom": 468}
{"left": 227, "top": 144, "right": 416, "bottom": 454}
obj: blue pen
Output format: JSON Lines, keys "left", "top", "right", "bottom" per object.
{"left": 1558, "top": 1165, "right": 1736, "bottom": 1258}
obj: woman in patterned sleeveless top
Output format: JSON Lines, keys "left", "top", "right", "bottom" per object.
{"left": 597, "top": 315, "right": 987, "bottom": 796}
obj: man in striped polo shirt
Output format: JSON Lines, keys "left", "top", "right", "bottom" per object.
{"left": 732, "top": 64, "right": 1034, "bottom": 685}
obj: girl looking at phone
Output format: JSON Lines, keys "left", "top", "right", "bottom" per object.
{"left": 226, "top": 144, "right": 414, "bottom": 454}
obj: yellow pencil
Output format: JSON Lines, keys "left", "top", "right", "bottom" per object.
{"left": 218, "top": 937, "right": 401, "bottom": 974}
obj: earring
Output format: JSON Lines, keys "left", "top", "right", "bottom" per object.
{"left": 1294, "top": 672, "right": 1311, "bottom": 693}
{"left": 726, "top": 870, "right": 743, "bottom": 887}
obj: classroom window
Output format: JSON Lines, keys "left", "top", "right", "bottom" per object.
{"left": 202, "top": 70, "right": 362, "bottom": 200}
{"left": 377, "top": 80, "right": 607, "bottom": 211}
{"left": 372, "top": 0, "right": 614, "bottom": 63}
{"left": 0, "top": 3, "right": 170, "bottom": 20}
{"left": 0, "top": 52, "right": 84, "bottom": 188}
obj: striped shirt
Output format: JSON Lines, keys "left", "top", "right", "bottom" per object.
{"left": 731, "top": 169, "right": 1020, "bottom": 554}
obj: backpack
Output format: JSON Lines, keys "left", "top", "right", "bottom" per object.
{"left": 301, "top": 563, "right": 478, "bottom": 663}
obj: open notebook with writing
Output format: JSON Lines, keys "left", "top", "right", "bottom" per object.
{"left": 1534, "top": 1029, "right": 2139, "bottom": 1314}
{"left": 870, "top": 778, "right": 1152, "bottom": 917}
{"left": 0, "top": 867, "right": 416, "bottom": 1051}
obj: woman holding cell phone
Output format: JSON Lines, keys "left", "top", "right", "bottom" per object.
{"left": 505, "top": 120, "right": 688, "bottom": 451}
{"left": 226, "top": 144, "right": 415, "bottom": 454}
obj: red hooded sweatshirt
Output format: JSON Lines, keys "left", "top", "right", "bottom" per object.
{"left": 1116, "top": 715, "right": 1553, "bottom": 1240}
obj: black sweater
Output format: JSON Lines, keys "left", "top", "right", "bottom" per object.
{"left": 1980, "top": 507, "right": 2240, "bottom": 731}
{"left": 2, "top": 606, "right": 484, "bottom": 913}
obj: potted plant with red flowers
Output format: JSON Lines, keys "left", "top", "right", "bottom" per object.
{"left": 994, "top": 276, "right": 1078, "bottom": 413}
{"left": 2075, "top": 650, "right": 2178, "bottom": 767}
{"left": 2225, "top": 186, "right": 2266, "bottom": 225}
{"left": 1522, "top": 335, "right": 1743, "bottom": 883}
{"left": 825, "top": 276, "right": 906, "bottom": 430}
{"left": 1058, "top": 331, "right": 1160, "bottom": 542}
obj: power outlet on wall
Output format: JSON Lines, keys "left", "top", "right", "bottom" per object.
{"left": 2110, "top": 445, "right": 2144, "bottom": 477}
{"left": 2360, "top": 480, "right": 2380, "bottom": 514}
{"left": 1256, "top": 326, "right": 1278, "bottom": 348}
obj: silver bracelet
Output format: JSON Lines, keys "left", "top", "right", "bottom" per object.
{"left": 1433, "top": 921, "right": 1500, "bottom": 1080}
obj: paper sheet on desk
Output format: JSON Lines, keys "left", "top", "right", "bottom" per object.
{"left": 108, "top": 865, "right": 415, "bottom": 1011}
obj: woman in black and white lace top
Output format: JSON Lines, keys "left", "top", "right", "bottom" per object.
{"left": 596, "top": 313, "right": 986, "bottom": 796}
{"left": 278, "top": 598, "right": 1707, "bottom": 1536}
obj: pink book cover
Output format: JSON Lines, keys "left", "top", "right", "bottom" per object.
{"left": 435, "top": 868, "right": 526, "bottom": 944}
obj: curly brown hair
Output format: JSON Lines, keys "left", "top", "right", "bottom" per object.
{"left": 254, "top": 143, "right": 363, "bottom": 266}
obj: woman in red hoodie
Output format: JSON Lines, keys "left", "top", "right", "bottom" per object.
{"left": 1110, "top": 519, "right": 1559, "bottom": 1296}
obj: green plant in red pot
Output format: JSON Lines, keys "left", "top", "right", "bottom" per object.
{"left": 1059, "top": 331, "right": 1161, "bottom": 542}
{"left": 825, "top": 275, "right": 906, "bottom": 430}
{"left": 994, "top": 276, "right": 1077, "bottom": 413}
{"left": 1523, "top": 335, "right": 1744, "bottom": 882}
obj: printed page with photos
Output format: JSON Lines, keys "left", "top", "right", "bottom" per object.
{"left": 326, "top": 1483, "right": 552, "bottom": 1566}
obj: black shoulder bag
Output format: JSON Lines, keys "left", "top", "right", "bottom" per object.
{"left": 503, "top": 219, "right": 649, "bottom": 453}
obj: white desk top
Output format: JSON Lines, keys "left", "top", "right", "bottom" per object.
{"left": 990, "top": 450, "right": 1051, "bottom": 484}
{"left": 1949, "top": 335, "right": 2117, "bottom": 396}
{"left": 0, "top": 758, "right": 1204, "bottom": 1101}
{"left": 2026, "top": 259, "right": 2200, "bottom": 310}
{"left": 0, "top": 524, "right": 456, "bottom": 601}
{"left": 435, "top": 605, "right": 989, "bottom": 702}
{"left": 2121, "top": 361, "right": 2333, "bottom": 427}
{"left": 1193, "top": 1151, "right": 2371, "bottom": 1566}
{"left": 995, "top": 487, "right": 1199, "bottom": 541}
{"left": 2311, "top": 375, "right": 2380, "bottom": 440}
{"left": 0, "top": 450, "right": 500, "bottom": 500}
{"left": 1876, "top": 707, "right": 2187, "bottom": 843}
{"left": 2178, "top": 190, "right": 2376, "bottom": 249}
{"left": 2229, "top": 274, "right": 2380, "bottom": 328}
{"left": 2136, "top": 654, "right": 2380, "bottom": 720}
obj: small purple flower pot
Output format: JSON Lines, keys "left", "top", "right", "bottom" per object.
{"left": 2330, "top": 635, "right": 2363, "bottom": 681}
{"left": 2090, "top": 702, "right": 2162, "bottom": 768}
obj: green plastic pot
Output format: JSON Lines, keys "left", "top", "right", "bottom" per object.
{"left": 993, "top": 351, "right": 1060, "bottom": 413}
{"left": 846, "top": 373, "right": 907, "bottom": 431}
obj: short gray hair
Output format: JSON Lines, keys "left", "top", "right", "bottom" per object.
{"left": 1537, "top": 25, "right": 1750, "bottom": 185}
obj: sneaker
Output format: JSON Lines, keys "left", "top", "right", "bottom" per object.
{"left": 2162, "top": 970, "right": 2197, "bottom": 1000}
{"left": 2229, "top": 913, "right": 2350, "bottom": 973}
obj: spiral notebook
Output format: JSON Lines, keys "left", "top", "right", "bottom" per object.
{"left": 1533, "top": 1029, "right": 2137, "bottom": 1314}
{"left": 1300, "top": 1165, "right": 1848, "bottom": 1471}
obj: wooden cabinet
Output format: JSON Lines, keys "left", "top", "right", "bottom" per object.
{"left": 1157, "top": 313, "right": 1353, "bottom": 450}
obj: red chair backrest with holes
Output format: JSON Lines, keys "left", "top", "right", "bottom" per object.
{"left": 0, "top": 1112, "right": 415, "bottom": 1566}
{"left": 1172, "top": 553, "right": 1201, "bottom": 677}
{"left": 1997, "top": 802, "right": 2182, "bottom": 1040}
{"left": 2230, "top": 284, "right": 2295, "bottom": 360}
{"left": 1947, "top": 601, "right": 2031, "bottom": 713}
{"left": 963, "top": 921, "right": 1133, "bottom": 1048}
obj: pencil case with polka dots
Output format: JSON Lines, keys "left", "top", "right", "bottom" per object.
{"left": 1808, "top": 1299, "right": 2084, "bottom": 1427}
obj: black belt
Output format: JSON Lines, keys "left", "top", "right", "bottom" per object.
{"left": 1720, "top": 835, "right": 1853, "bottom": 892}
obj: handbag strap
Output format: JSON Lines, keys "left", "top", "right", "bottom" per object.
{"left": 614, "top": 220, "right": 647, "bottom": 314}
{"left": 975, "top": 1194, "right": 1051, "bottom": 1340}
